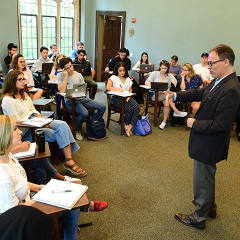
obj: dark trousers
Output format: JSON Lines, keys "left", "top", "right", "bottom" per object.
{"left": 189, "top": 160, "right": 217, "bottom": 223}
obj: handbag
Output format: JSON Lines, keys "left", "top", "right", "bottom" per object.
{"left": 134, "top": 115, "right": 152, "bottom": 136}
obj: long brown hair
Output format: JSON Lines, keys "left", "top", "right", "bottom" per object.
{"left": 10, "top": 54, "right": 27, "bottom": 71}
{"left": 113, "top": 62, "right": 129, "bottom": 78}
{"left": 1, "top": 70, "right": 26, "bottom": 100}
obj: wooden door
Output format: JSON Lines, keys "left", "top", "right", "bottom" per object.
{"left": 102, "top": 16, "right": 122, "bottom": 82}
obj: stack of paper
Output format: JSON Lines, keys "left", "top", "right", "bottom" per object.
{"left": 22, "top": 117, "right": 53, "bottom": 127}
{"left": 107, "top": 91, "right": 135, "bottom": 97}
{"left": 13, "top": 142, "right": 36, "bottom": 159}
{"left": 33, "top": 179, "right": 88, "bottom": 210}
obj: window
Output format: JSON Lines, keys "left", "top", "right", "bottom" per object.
{"left": 18, "top": 0, "right": 79, "bottom": 60}
{"left": 42, "top": 0, "right": 57, "bottom": 48}
{"left": 60, "top": 0, "right": 74, "bottom": 56}
{"left": 19, "top": 0, "right": 38, "bottom": 59}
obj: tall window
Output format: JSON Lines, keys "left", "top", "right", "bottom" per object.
{"left": 18, "top": 0, "right": 78, "bottom": 60}
{"left": 42, "top": 0, "right": 57, "bottom": 48}
{"left": 60, "top": 0, "right": 74, "bottom": 56}
{"left": 19, "top": 0, "right": 38, "bottom": 59}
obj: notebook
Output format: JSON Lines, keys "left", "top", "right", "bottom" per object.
{"left": 42, "top": 62, "right": 53, "bottom": 74}
{"left": 66, "top": 83, "right": 87, "bottom": 98}
{"left": 73, "top": 64, "right": 83, "bottom": 73}
{"left": 33, "top": 179, "right": 88, "bottom": 210}
{"left": 13, "top": 142, "right": 36, "bottom": 159}
{"left": 140, "top": 64, "right": 153, "bottom": 72}
{"left": 151, "top": 82, "right": 168, "bottom": 91}
{"left": 22, "top": 117, "right": 53, "bottom": 127}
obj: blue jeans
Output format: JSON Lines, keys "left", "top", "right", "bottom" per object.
{"left": 59, "top": 209, "right": 80, "bottom": 240}
{"left": 23, "top": 120, "right": 80, "bottom": 154}
{"left": 65, "top": 98, "right": 106, "bottom": 131}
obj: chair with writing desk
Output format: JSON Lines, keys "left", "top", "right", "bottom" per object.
{"left": 56, "top": 93, "right": 94, "bottom": 139}
{"left": 32, "top": 193, "right": 89, "bottom": 240}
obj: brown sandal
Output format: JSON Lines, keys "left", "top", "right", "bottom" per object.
{"left": 63, "top": 158, "right": 87, "bottom": 177}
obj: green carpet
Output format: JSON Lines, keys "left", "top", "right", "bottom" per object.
{"left": 55, "top": 83, "right": 240, "bottom": 240}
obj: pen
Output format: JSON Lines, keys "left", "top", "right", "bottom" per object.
{"left": 52, "top": 190, "right": 73, "bottom": 193}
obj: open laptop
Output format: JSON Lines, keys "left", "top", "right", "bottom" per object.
{"left": 42, "top": 62, "right": 53, "bottom": 74}
{"left": 66, "top": 83, "right": 87, "bottom": 98}
{"left": 73, "top": 64, "right": 83, "bottom": 73}
{"left": 140, "top": 64, "right": 153, "bottom": 72}
{"left": 151, "top": 82, "right": 168, "bottom": 91}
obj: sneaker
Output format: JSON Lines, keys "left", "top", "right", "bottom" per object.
{"left": 159, "top": 122, "right": 166, "bottom": 130}
{"left": 76, "top": 132, "right": 83, "bottom": 141}
{"left": 64, "top": 176, "right": 81, "bottom": 183}
{"left": 92, "top": 201, "right": 108, "bottom": 212}
{"left": 173, "top": 111, "right": 187, "bottom": 117}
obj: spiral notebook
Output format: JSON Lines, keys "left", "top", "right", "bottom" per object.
{"left": 33, "top": 179, "right": 88, "bottom": 210}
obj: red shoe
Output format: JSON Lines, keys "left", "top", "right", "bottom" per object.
{"left": 92, "top": 201, "right": 108, "bottom": 211}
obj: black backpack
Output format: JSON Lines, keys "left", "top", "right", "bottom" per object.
{"left": 86, "top": 112, "right": 107, "bottom": 141}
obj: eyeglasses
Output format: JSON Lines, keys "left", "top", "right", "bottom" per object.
{"left": 18, "top": 61, "right": 26, "bottom": 63}
{"left": 207, "top": 59, "right": 225, "bottom": 67}
{"left": 17, "top": 78, "right": 27, "bottom": 82}
{"left": 182, "top": 68, "right": 190, "bottom": 71}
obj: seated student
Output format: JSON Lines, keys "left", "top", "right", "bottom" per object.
{"left": 57, "top": 57, "right": 106, "bottom": 140}
{"left": 1, "top": 70, "right": 87, "bottom": 177}
{"left": 107, "top": 62, "right": 140, "bottom": 137}
{"left": 50, "top": 53, "right": 66, "bottom": 81}
{"left": 180, "top": 63, "right": 203, "bottom": 115}
{"left": 31, "top": 46, "right": 53, "bottom": 73}
{"left": 193, "top": 52, "right": 213, "bottom": 86}
{"left": 4, "top": 43, "right": 18, "bottom": 69}
{"left": 73, "top": 49, "right": 97, "bottom": 99}
{"left": 132, "top": 52, "right": 152, "bottom": 78}
{"left": 145, "top": 60, "right": 187, "bottom": 130}
{"left": 0, "top": 115, "right": 108, "bottom": 240}
{"left": 70, "top": 41, "right": 85, "bottom": 60}
{"left": 48, "top": 43, "right": 59, "bottom": 62}
{"left": 105, "top": 48, "right": 131, "bottom": 75}
{"left": 10, "top": 54, "right": 43, "bottom": 101}
{"left": 169, "top": 55, "right": 182, "bottom": 84}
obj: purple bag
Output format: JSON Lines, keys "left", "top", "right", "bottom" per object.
{"left": 134, "top": 115, "right": 152, "bottom": 136}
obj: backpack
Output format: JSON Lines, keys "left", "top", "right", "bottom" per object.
{"left": 86, "top": 112, "right": 107, "bottom": 141}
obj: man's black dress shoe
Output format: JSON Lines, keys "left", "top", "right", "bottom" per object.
{"left": 192, "top": 200, "right": 217, "bottom": 218}
{"left": 174, "top": 213, "right": 206, "bottom": 229}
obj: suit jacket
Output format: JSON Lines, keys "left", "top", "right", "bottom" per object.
{"left": 176, "top": 72, "right": 240, "bottom": 164}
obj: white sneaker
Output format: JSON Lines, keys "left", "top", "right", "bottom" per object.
{"left": 76, "top": 132, "right": 83, "bottom": 141}
{"left": 64, "top": 176, "right": 82, "bottom": 183}
{"left": 173, "top": 111, "right": 187, "bottom": 117}
{"left": 159, "top": 122, "right": 166, "bottom": 130}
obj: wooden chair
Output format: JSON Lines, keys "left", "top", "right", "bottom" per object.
{"left": 105, "top": 91, "right": 125, "bottom": 135}
{"left": 57, "top": 93, "right": 94, "bottom": 139}
{"left": 144, "top": 89, "right": 163, "bottom": 127}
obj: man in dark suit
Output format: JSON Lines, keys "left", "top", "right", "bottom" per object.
{"left": 168, "top": 44, "right": 240, "bottom": 229}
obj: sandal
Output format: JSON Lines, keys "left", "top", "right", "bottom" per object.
{"left": 63, "top": 158, "right": 87, "bottom": 177}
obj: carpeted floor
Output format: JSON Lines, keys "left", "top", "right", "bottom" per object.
{"left": 55, "top": 82, "right": 240, "bottom": 240}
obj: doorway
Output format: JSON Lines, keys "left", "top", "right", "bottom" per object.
{"left": 94, "top": 11, "right": 126, "bottom": 82}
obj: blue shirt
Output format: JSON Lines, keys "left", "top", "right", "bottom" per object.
{"left": 184, "top": 74, "right": 203, "bottom": 90}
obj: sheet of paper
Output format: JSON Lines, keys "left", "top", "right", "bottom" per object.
{"left": 107, "top": 91, "right": 135, "bottom": 97}
{"left": 139, "top": 85, "right": 151, "bottom": 89}
{"left": 13, "top": 142, "right": 36, "bottom": 159}
{"left": 22, "top": 117, "right": 53, "bottom": 127}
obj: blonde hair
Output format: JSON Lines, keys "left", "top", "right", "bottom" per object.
{"left": 53, "top": 53, "right": 66, "bottom": 70}
{"left": 183, "top": 63, "right": 196, "bottom": 78}
{"left": 0, "top": 115, "right": 15, "bottom": 155}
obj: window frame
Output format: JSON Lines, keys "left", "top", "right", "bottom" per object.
{"left": 17, "top": 0, "right": 80, "bottom": 60}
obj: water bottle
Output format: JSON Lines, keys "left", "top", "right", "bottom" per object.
{"left": 35, "top": 129, "right": 45, "bottom": 153}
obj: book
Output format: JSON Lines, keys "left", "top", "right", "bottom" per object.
{"left": 33, "top": 179, "right": 88, "bottom": 210}
{"left": 22, "top": 117, "right": 53, "bottom": 127}
{"left": 13, "top": 142, "right": 36, "bottom": 159}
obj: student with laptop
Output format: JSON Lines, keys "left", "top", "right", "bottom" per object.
{"left": 1, "top": 70, "right": 87, "bottom": 177}
{"left": 57, "top": 57, "right": 106, "bottom": 140}
{"left": 73, "top": 49, "right": 98, "bottom": 99}
{"left": 132, "top": 52, "right": 152, "bottom": 78}
{"left": 145, "top": 60, "right": 187, "bottom": 130}
{"left": 10, "top": 54, "right": 43, "bottom": 101}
